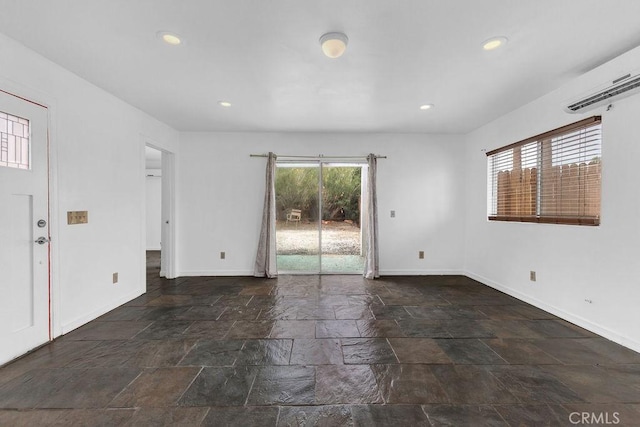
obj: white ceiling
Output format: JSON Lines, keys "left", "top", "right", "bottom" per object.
{"left": 2, "top": 1, "right": 640, "bottom": 134}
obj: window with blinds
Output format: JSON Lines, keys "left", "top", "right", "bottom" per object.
{"left": 487, "top": 116, "right": 602, "bottom": 226}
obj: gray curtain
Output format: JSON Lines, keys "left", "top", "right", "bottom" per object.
{"left": 364, "top": 153, "right": 379, "bottom": 279}
{"left": 254, "top": 152, "right": 278, "bottom": 278}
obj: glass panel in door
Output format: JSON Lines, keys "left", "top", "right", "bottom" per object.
{"left": 275, "top": 164, "right": 320, "bottom": 273}
{"left": 321, "top": 164, "right": 365, "bottom": 273}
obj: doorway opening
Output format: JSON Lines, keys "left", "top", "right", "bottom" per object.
{"left": 275, "top": 161, "right": 367, "bottom": 274}
{"left": 145, "top": 146, "right": 162, "bottom": 278}
{"left": 144, "top": 144, "right": 175, "bottom": 284}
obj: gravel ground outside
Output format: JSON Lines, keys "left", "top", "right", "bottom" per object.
{"left": 276, "top": 220, "right": 362, "bottom": 255}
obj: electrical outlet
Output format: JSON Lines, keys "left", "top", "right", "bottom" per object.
{"left": 530, "top": 271, "right": 536, "bottom": 282}
{"left": 113, "top": 272, "right": 118, "bottom": 284}
{"left": 390, "top": 210, "right": 396, "bottom": 218}
{"left": 220, "top": 251, "right": 226, "bottom": 260}
{"left": 419, "top": 251, "right": 425, "bottom": 259}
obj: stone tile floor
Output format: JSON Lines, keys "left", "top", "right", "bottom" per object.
{"left": 1, "top": 257, "right": 640, "bottom": 426}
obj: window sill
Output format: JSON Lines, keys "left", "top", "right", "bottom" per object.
{"left": 488, "top": 216, "right": 599, "bottom": 226}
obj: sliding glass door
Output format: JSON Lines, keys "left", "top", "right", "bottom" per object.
{"left": 275, "top": 162, "right": 365, "bottom": 274}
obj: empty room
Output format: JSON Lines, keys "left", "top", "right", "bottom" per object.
{"left": 1, "top": 1, "right": 640, "bottom": 426}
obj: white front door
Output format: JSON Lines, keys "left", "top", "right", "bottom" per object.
{"left": 0, "top": 90, "right": 50, "bottom": 365}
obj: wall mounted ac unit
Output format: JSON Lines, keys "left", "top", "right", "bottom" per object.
{"left": 564, "top": 73, "right": 640, "bottom": 113}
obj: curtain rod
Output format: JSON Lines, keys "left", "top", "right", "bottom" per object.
{"left": 250, "top": 154, "right": 387, "bottom": 159}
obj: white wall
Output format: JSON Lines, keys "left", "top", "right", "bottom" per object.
{"left": 177, "top": 132, "right": 465, "bottom": 276}
{"left": 0, "top": 34, "right": 179, "bottom": 336}
{"left": 464, "top": 45, "right": 640, "bottom": 352}
{"left": 146, "top": 169, "right": 162, "bottom": 250}
{"left": 6, "top": 26, "right": 639, "bottom": 354}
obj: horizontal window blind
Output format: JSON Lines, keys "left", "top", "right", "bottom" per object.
{"left": 487, "top": 116, "right": 601, "bottom": 225}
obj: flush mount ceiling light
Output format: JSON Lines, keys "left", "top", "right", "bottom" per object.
{"left": 157, "top": 31, "right": 183, "bottom": 46}
{"left": 218, "top": 101, "right": 231, "bottom": 107}
{"left": 320, "top": 32, "right": 349, "bottom": 58}
{"left": 419, "top": 104, "right": 434, "bottom": 110}
{"left": 482, "top": 36, "right": 508, "bottom": 51}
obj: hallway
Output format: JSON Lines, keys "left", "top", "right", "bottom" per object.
{"left": 1, "top": 262, "right": 639, "bottom": 425}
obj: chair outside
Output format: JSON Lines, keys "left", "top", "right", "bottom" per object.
{"left": 286, "top": 209, "right": 302, "bottom": 226}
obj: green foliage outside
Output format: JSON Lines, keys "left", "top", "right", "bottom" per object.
{"left": 322, "top": 167, "right": 361, "bottom": 222}
{"left": 275, "top": 167, "right": 319, "bottom": 221}
{"left": 275, "top": 166, "right": 361, "bottom": 223}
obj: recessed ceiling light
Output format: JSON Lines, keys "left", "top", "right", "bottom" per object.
{"left": 419, "top": 104, "right": 434, "bottom": 110}
{"left": 218, "top": 101, "right": 232, "bottom": 107}
{"left": 157, "top": 31, "right": 182, "bottom": 46}
{"left": 482, "top": 36, "right": 508, "bottom": 51}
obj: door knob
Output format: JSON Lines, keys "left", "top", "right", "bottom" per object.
{"left": 35, "top": 237, "right": 50, "bottom": 245}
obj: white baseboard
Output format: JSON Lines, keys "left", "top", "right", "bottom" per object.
{"left": 59, "top": 289, "right": 145, "bottom": 336}
{"left": 178, "top": 270, "right": 254, "bottom": 277}
{"left": 465, "top": 271, "right": 640, "bottom": 354}
{"left": 380, "top": 269, "right": 464, "bottom": 276}
{"left": 178, "top": 269, "right": 465, "bottom": 277}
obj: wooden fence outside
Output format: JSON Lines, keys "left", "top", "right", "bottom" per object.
{"left": 496, "top": 161, "right": 601, "bottom": 218}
